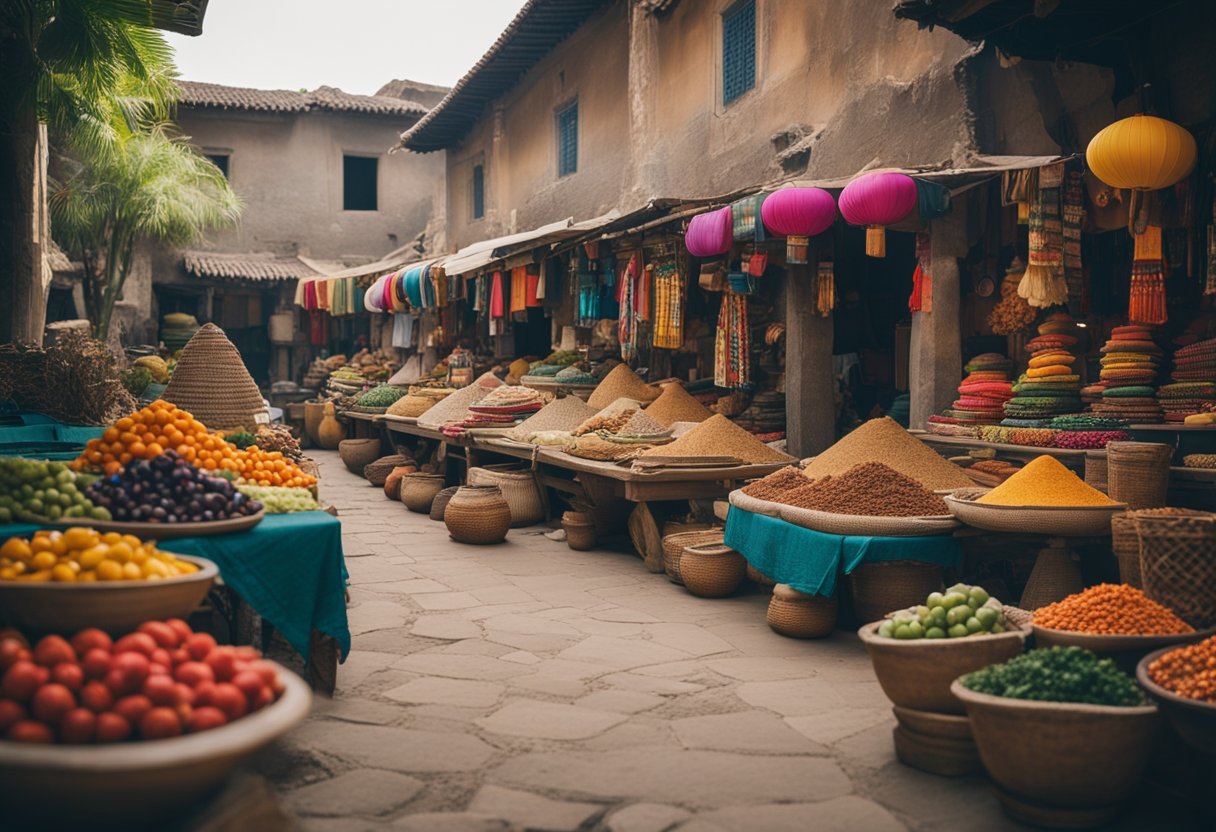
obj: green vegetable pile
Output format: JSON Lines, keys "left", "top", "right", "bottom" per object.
{"left": 236, "top": 484, "right": 319, "bottom": 514}
{"left": 356, "top": 385, "right": 406, "bottom": 408}
{"left": 878, "top": 583, "right": 1006, "bottom": 639}
{"left": 0, "top": 459, "right": 108, "bottom": 523}
{"left": 961, "top": 646, "right": 1147, "bottom": 707}
{"left": 226, "top": 431, "right": 257, "bottom": 450}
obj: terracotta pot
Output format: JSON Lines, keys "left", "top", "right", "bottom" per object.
{"left": 338, "top": 438, "right": 381, "bottom": 474}
{"left": 679, "top": 543, "right": 746, "bottom": 598}
{"left": 767, "top": 584, "right": 837, "bottom": 639}
{"left": 891, "top": 707, "right": 982, "bottom": 778}
{"left": 857, "top": 621, "right": 1028, "bottom": 714}
{"left": 952, "top": 680, "right": 1159, "bottom": 828}
{"left": 383, "top": 464, "right": 418, "bottom": 500}
{"left": 316, "top": 402, "right": 344, "bottom": 450}
{"left": 303, "top": 401, "right": 325, "bottom": 444}
{"left": 399, "top": 473, "right": 445, "bottom": 513}
{"left": 444, "top": 485, "right": 512, "bottom": 544}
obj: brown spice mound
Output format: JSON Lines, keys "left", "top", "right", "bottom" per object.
{"left": 802, "top": 417, "right": 973, "bottom": 490}
{"left": 574, "top": 409, "right": 637, "bottom": 436}
{"left": 588, "top": 365, "right": 659, "bottom": 409}
{"left": 645, "top": 382, "right": 713, "bottom": 426}
{"left": 741, "top": 467, "right": 807, "bottom": 500}
{"left": 777, "top": 462, "right": 949, "bottom": 517}
{"left": 639, "top": 414, "right": 793, "bottom": 464}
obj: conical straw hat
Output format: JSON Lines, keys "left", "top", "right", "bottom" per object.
{"left": 162, "top": 323, "right": 266, "bottom": 430}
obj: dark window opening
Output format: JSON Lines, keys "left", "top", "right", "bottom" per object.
{"left": 557, "top": 100, "right": 578, "bottom": 177}
{"left": 472, "top": 164, "right": 485, "bottom": 219}
{"left": 723, "top": 0, "right": 756, "bottom": 105}
{"left": 206, "top": 154, "right": 229, "bottom": 178}
{"left": 343, "top": 155, "right": 378, "bottom": 211}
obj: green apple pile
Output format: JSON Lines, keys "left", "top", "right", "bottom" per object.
{"left": 878, "top": 583, "right": 1007, "bottom": 639}
{"left": 0, "top": 459, "right": 108, "bottom": 524}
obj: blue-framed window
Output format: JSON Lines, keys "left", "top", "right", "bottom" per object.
{"left": 557, "top": 100, "right": 578, "bottom": 177}
{"left": 722, "top": 0, "right": 756, "bottom": 105}
{"left": 472, "top": 163, "right": 485, "bottom": 219}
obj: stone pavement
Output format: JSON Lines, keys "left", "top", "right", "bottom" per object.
{"left": 259, "top": 452, "right": 1178, "bottom": 831}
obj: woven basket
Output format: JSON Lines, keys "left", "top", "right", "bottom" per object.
{"left": 564, "top": 520, "right": 597, "bottom": 551}
{"left": 1133, "top": 509, "right": 1216, "bottom": 628}
{"left": 1106, "top": 442, "right": 1172, "bottom": 509}
{"left": 430, "top": 486, "right": 459, "bottom": 521}
{"left": 303, "top": 401, "right": 325, "bottom": 444}
{"left": 339, "top": 439, "right": 381, "bottom": 474}
{"left": 364, "top": 454, "right": 410, "bottom": 487}
{"left": 1019, "top": 546, "right": 1084, "bottom": 610}
{"left": 662, "top": 529, "right": 724, "bottom": 585}
{"left": 445, "top": 485, "right": 512, "bottom": 545}
{"left": 383, "top": 464, "right": 418, "bottom": 499}
{"left": 778, "top": 504, "right": 958, "bottom": 537}
{"left": 1110, "top": 513, "right": 1142, "bottom": 588}
{"left": 679, "top": 543, "right": 746, "bottom": 598}
{"left": 1084, "top": 451, "right": 1109, "bottom": 493}
{"left": 399, "top": 473, "right": 445, "bottom": 513}
{"left": 162, "top": 323, "right": 267, "bottom": 430}
{"left": 728, "top": 489, "right": 782, "bottom": 517}
{"left": 767, "top": 584, "right": 838, "bottom": 638}
{"left": 850, "top": 561, "right": 943, "bottom": 623}
{"left": 467, "top": 465, "right": 544, "bottom": 527}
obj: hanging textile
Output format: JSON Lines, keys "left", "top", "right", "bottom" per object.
{"left": 430, "top": 264, "right": 448, "bottom": 308}
{"left": 525, "top": 264, "right": 542, "bottom": 307}
{"left": 308, "top": 310, "right": 326, "bottom": 346}
{"left": 618, "top": 252, "right": 641, "bottom": 361}
{"left": 576, "top": 252, "right": 599, "bottom": 323}
{"left": 316, "top": 280, "right": 330, "bottom": 311}
{"left": 731, "top": 194, "right": 766, "bottom": 242}
{"left": 908, "top": 232, "right": 933, "bottom": 313}
{"left": 652, "top": 259, "right": 684, "bottom": 349}
{"left": 510, "top": 265, "right": 528, "bottom": 314}
{"left": 1018, "top": 168, "right": 1068, "bottom": 308}
{"left": 600, "top": 252, "right": 620, "bottom": 320}
{"left": 490, "top": 271, "right": 505, "bottom": 318}
{"left": 715, "top": 291, "right": 750, "bottom": 389}
{"left": 815, "top": 260, "right": 836, "bottom": 317}
{"left": 293, "top": 279, "right": 308, "bottom": 307}
{"left": 391, "top": 313, "right": 414, "bottom": 349}
{"left": 916, "top": 180, "right": 952, "bottom": 221}
{"left": 1207, "top": 189, "right": 1216, "bottom": 295}
{"left": 303, "top": 280, "right": 318, "bottom": 311}
{"left": 1062, "top": 168, "right": 1086, "bottom": 309}
{"left": 1129, "top": 225, "right": 1167, "bottom": 324}
{"left": 1003, "top": 168, "right": 1033, "bottom": 225}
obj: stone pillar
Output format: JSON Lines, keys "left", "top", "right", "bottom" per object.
{"left": 784, "top": 262, "right": 836, "bottom": 457}
{"left": 909, "top": 204, "right": 967, "bottom": 430}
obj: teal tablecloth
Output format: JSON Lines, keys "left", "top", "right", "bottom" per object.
{"left": 724, "top": 506, "right": 962, "bottom": 597}
{"left": 3, "top": 512, "right": 350, "bottom": 661}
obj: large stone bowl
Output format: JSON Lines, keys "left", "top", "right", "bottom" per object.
{"left": 1137, "top": 645, "right": 1216, "bottom": 756}
{"left": 0, "top": 663, "right": 311, "bottom": 830}
{"left": 858, "top": 620, "right": 1029, "bottom": 714}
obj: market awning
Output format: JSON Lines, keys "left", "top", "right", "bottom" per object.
{"left": 301, "top": 241, "right": 430, "bottom": 281}
{"left": 440, "top": 211, "right": 621, "bottom": 276}
{"left": 788, "top": 154, "right": 1068, "bottom": 192}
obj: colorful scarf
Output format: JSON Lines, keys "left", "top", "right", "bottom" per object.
{"left": 1063, "top": 168, "right": 1085, "bottom": 310}
{"left": 510, "top": 265, "right": 528, "bottom": 314}
{"left": 1018, "top": 168, "right": 1068, "bottom": 308}
{"left": 652, "top": 259, "right": 683, "bottom": 349}
{"left": 618, "top": 252, "right": 642, "bottom": 361}
{"left": 715, "top": 291, "right": 750, "bottom": 389}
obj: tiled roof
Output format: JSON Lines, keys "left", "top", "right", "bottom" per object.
{"left": 182, "top": 251, "right": 320, "bottom": 282}
{"left": 177, "top": 81, "right": 428, "bottom": 118}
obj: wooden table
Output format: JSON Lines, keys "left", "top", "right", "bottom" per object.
{"left": 337, "top": 410, "right": 383, "bottom": 440}
{"left": 914, "top": 432, "right": 1089, "bottom": 472}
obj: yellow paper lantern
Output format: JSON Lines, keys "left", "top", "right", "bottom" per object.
{"left": 1086, "top": 114, "right": 1197, "bottom": 191}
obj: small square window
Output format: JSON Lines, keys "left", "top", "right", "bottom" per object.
{"left": 556, "top": 100, "right": 578, "bottom": 177}
{"left": 472, "top": 164, "right": 485, "bottom": 219}
{"left": 206, "top": 154, "right": 229, "bottom": 179}
{"left": 723, "top": 0, "right": 756, "bottom": 105}
{"left": 343, "top": 155, "right": 378, "bottom": 211}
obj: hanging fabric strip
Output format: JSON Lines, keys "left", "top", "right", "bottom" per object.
{"left": 1018, "top": 168, "right": 1068, "bottom": 308}
{"left": 618, "top": 253, "right": 639, "bottom": 361}
{"left": 652, "top": 259, "right": 684, "bottom": 349}
{"left": 1129, "top": 225, "right": 1167, "bottom": 325}
{"left": 816, "top": 260, "right": 836, "bottom": 317}
{"left": 525, "top": 264, "right": 541, "bottom": 307}
{"left": 510, "top": 265, "right": 528, "bottom": 314}
{"left": 490, "top": 270, "right": 505, "bottom": 318}
{"left": 1062, "top": 168, "right": 1086, "bottom": 310}
{"left": 714, "top": 291, "right": 750, "bottom": 389}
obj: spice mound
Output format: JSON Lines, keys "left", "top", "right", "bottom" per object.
{"left": 1147, "top": 635, "right": 1216, "bottom": 703}
{"left": 740, "top": 467, "right": 807, "bottom": 500}
{"left": 960, "top": 646, "right": 1147, "bottom": 706}
{"left": 777, "top": 462, "right": 949, "bottom": 517}
{"left": 507, "top": 395, "right": 597, "bottom": 442}
{"left": 802, "top": 417, "right": 973, "bottom": 490}
{"left": 976, "top": 454, "right": 1117, "bottom": 507}
{"left": 587, "top": 364, "right": 659, "bottom": 409}
{"left": 1033, "top": 583, "right": 1194, "bottom": 635}
{"left": 638, "top": 414, "right": 792, "bottom": 464}
{"left": 645, "top": 382, "right": 713, "bottom": 426}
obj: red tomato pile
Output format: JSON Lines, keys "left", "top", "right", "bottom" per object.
{"left": 0, "top": 621, "right": 284, "bottom": 744}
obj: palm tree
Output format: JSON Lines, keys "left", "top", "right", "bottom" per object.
{"left": 51, "top": 126, "right": 241, "bottom": 340}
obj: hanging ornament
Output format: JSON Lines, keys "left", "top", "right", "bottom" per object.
{"left": 1086, "top": 114, "right": 1197, "bottom": 191}
{"left": 838, "top": 171, "right": 918, "bottom": 257}
{"left": 760, "top": 187, "right": 837, "bottom": 265}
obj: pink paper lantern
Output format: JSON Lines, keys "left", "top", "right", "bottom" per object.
{"left": 685, "top": 206, "right": 733, "bottom": 258}
{"left": 838, "top": 171, "right": 918, "bottom": 257}
{"left": 761, "top": 187, "right": 837, "bottom": 264}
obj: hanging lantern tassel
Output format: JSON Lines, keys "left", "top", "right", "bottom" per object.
{"left": 816, "top": 260, "right": 836, "bottom": 317}
{"left": 786, "top": 234, "right": 810, "bottom": 265}
{"left": 1129, "top": 225, "right": 1167, "bottom": 325}
{"left": 1017, "top": 201, "right": 1030, "bottom": 225}
{"left": 865, "top": 226, "right": 887, "bottom": 258}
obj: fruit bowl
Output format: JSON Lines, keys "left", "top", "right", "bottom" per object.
{"left": 0, "top": 662, "right": 311, "bottom": 830}
{"left": 0, "top": 555, "right": 218, "bottom": 635}
{"left": 1136, "top": 646, "right": 1216, "bottom": 755}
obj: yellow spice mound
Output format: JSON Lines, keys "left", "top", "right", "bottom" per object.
{"left": 644, "top": 382, "right": 713, "bottom": 426}
{"left": 588, "top": 364, "right": 659, "bottom": 409}
{"left": 977, "top": 455, "right": 1116, "bottom": 507}
{"left": 801, "top": 417, "right": 973, "bottom": 490}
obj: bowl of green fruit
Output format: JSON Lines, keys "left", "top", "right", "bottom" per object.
{"left": 0, "top": 459, "right": 109, "bottom": 525}
{"left": 858, "top": 583, "right": 1029, "bottom": 714}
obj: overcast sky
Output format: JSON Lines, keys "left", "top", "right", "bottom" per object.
{"left": 167, "top": 1, "right": 528, "bottom": 95}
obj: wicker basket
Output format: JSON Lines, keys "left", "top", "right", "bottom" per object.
{"left": 364, "top": 455, "right": 410, "bottom": 487}
{"left": 850, "top": 561, "right": 943, "bottom": 623}
{"left": 430, "top": 486, "right": 459, "bottom": 521}
{"left": 564, "top": 520, "right": 597, "bottom": 551}
{"left": 399, "top": 473, "right": 445, "bottom": 513}
{"left": 1133, "top": 509, "right": 1216, "bottom": 628}
{"left": 662, "top": 529, "right": 724, "bottom": 585}
{"left": 467, "top": 465, "right": 544, "bottom": 527}
{"left": 1084, "top": 450, "right": 1109, "bottom": 493}
{"left": 1110, "top": 513, "right": 1142, "bottom": 588}
{"left": 1106, "top": 442, "right": 1172, "bottom": 510}
{"left": 339, "top": 439, "right": 381, "bottom": 474}
{"left": 767, "top": 584, "right": 837, "bottom": 638}
{"left": 383, "top": 464, "right": 418, "bottom": 499}
{"left": 161, "top": 323, "right": 267, "bottom": 430}
{"left": 444, "top": 485, "right": 512, "bottom": 544}
{"left": 679, "top": 543, "right": 746, "bottom": 598}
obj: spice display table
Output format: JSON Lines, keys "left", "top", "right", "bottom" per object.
{"left": 723, "top": 505, "right": 963, "bottom": 597}
{"left": 337, "top": 409, "right": 383, "bottom": 440}
{"left": 915, "top": 432, "right": 1088, "bottom": 473}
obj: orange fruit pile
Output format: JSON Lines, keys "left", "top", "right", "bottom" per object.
{"left": 224, "top": 446, "right": 315, "bottom": 488}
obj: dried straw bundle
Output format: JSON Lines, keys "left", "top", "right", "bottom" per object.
{"left": 0, "top": 333, "right": 135, "bottom": 425}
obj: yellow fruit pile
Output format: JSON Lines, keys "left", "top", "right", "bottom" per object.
{"left": 0, "top": 528, "right": 200, "bottom": 582}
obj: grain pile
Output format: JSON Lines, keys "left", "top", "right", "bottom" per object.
{"left": 507, "top": 395, "right": 597, "bottom": 442}
{"left": 639, "top": 414, "right": 793, "bottom": 463}
{"left": 416, "top": 372, "right": 502, "bottom": 429}
{"left": 645, "top": 382, "right": 713, "bottom": 426}
{"left": 1034, "top": 584, "right": 1193, "bottom": 635}
{"left": 387, "top": 387, "right": 454, "bottom": 419}
{"left": 778, "top": 463, "right": 949, "bottom": 516}
{"left": 574, "top": 408, "right": 637, "bottom": 436}
{"left": 802, "top": 417, "right": 973, "bottom": 490}
{"left": 618, "top": 409, "right": 667, "bottom": 436}
{"left": 976, "top": 455, "right": 1116, "bottom": 506}
{"left": 740, "top": 467, "right": 806, "bottom": 500}
{"left": 587, "top": 364, "right": 659, "bottom": 409}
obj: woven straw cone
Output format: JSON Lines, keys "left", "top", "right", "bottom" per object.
{"left": 767, "top": 585, "right": 837, "bottom": 638}
{"left": 467, "top": 466, "right": 544, "bottom": 527}
{"left": 1019, "top": 547, "right": 1083, "bottom": 610}
{"left": 679, "top": 543, "right": 746, "bottom": 597}
{"left": 1109, "top": 513, "right": 1142, "bottom": 588}
{"left": 162, "top": 323, "right": 266, "bottom": 430}
{"left": 662, "top": 529, "right": 724, "bottom": 584}
{"left": 850, "top": 561, "right": 943, "bottom": 623}
{"left": 1106, "top": 442, "right": 1172, "bottom": 509}
{"left": 445, "top": 485, "right": 512, "bottom": 544}
{"left": 1133, "top": 509, "right": 1216, "bottom": 628}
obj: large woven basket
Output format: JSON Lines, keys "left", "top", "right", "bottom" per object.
{"left": 399, "top": 473, "right": 445, "bottom": 513}
{"left": 767, "top": 584, "right": 837, "bottom": 638}
{"left": 727, "top": 489, "right": 782, "bottom": 517}
{"left": 662, "top": 529, "right": 724, "bottom": 585}
{"left": 1132, "top": 509, "right": 1216, "bottom": 628}
{"left": 1020, "top": 545, "right": 1085, "bottom": 610}
{"left": 339, "top": 439, "right": 381, "bottom": 474}
{"left": 429, "top": 486, "right": 459, "bottom": 522}
{"left": 1106, "top": 442, "right": 1172, "bottom": 510}
{"left": 1084, "top": 451, "right": 1108, "bottom": 493}
{"left": 445, "top": 485, "right": 512, "bottom": 544}
{"left": 679, "top": 543, "right": 746, "bottom": 598}
{"left": 563, "top": 520, "right": 597, "bottom": 551}
{"left": 1109, "top": 513, "right": 1142, "bottom": 588}
{"left": 943, "top": 493, "right": 1126, "bottom": 537}
{"left": 383, "top": 463, "right": 418, "bottom": 499}
{"left": 364, "top": 454, "right": 411, "bottom": 487}
{"left": 162, "top": 323, "right": 267, "bottom": 431}
{"left": 778, "top": 504, "right": 959, "bottom": 537}
{"left": 850, "top": 561, "right": 943, "bottom": 623}
{"left": 467, "top": 465, "right": 544, "bottom": 527}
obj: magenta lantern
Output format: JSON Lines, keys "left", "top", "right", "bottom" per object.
{"left": 760, "top": 187, "right": 837, "bottom": 265}
{"left": 685, "top": 206, "right": 733, "bottom": 258}
{"left": 838, "top": 171, "right": 918, "bottom": 257}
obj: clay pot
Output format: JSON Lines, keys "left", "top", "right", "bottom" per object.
{"left": 857, "top": 621, "right": 1028, "bottom": 715}
{"left": 316, "top": 402, "right": 344, "bottom": 450}
{"left": 766, "top": 585, "right": 837, "bottom": 639}
{"left": 891, "top": 706, "right": 982, "bottom": 778}
{"left": 303, "top": 401, "right": 325, "bottom": 444}
{"left": 679, "top": 543, "right": 746, "bottom": 598}
{"left": 383, "top": 464, "right": 418, "bottom": 500}
{"left": 563, "top": 521, "right": 597, "bottom": 551}
{"left": 951, "top": 680, "right": 1158, "bottom": 828}
{"left": 338, "top": 438, "right": 381, "bottom": 474}
{"left": 399, "top": 473, "right": 445, "bottom": 513}
{"left": 444, "top": 485, "right": 512, "bottom": 545}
